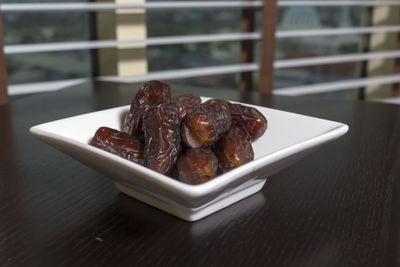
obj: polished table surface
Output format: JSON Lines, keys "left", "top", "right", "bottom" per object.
{"left": 1, "top": 81, "right": 400, "bottom": 266}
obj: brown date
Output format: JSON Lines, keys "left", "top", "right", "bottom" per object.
{"left": 181, "top": 99, "right": 231, "bottom": 148}
{"left": 228, "top": 102, "right": 267, "bottom": 141}
{"left": 171, "top": 93, "right": 201, "bottom": 122}
{"left": 213, "top": 125, "right": 254, "bottom": 173}
{"left": 142, "top": 104, "right": 181, "bottom": 175}
{"left": 122, "top": 80, "right": 171, "bottom": 137}
{"left": 90, "top": 127, "right": 144, "bottom": 164}
{"left": 177, "top": 148, "right": 218, "bottom": 185}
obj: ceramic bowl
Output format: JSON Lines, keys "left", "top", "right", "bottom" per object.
{"left": 30, "top": 97, "right": 348, "bottom": 221}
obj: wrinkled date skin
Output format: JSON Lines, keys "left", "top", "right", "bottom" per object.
{"left": 90, "top": 127, "right": 144, "bottom": 164}
{"left": 171, "top": 93, "right": 201, "bottom": 122}
{"left": 143, "top": 105, "right": 181, "bottom": 175}
{"left": 177, "top": 148, "right": 218, "bottom": 185}
{"left": 181, "top": 99, "right": 232, "bottom": 148}
{"left": 229, "top": 103, "right": 267, "bottom": 141}
{"left": 122, "top": 81, "right": 171, "bottom": 137}
{"left": 213, "top": 125, "right": 254, "bottom": 173}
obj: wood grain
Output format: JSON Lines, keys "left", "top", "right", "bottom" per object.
{"left": 1, "top": 82, "right": 400, "bottom": 266}
{"left": 0, "top": 11, "right": 9, "bottom": 105}
{"left": 259, "top": 0, "right": 277, "bottom": 93}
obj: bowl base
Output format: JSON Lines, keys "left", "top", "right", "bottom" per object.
{"left": 114, "top": 178, "right": 267, "bottom": 222}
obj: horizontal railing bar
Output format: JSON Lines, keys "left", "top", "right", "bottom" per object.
{"left": 9, "top": 64, "right": 259, "bottom": 94}
{"left": 278, "top": 1, "right": 400, "bottom": 7}
{"left": 0, "top": 2, "right": 263, "bottom": 12}
{"left": 7, "top": 25, "right": 400, "bottom": 54}
{"left": 8, "top": 78, "right": 87, "bottom": 95}
{"left": 10, "top": 70, "right": 400, "bottom": 96}
{"left": 276, "top": 25, "right": 400, "bottom": 38}
{"left": 2, "top": 1, "right": 400, "bottom": 12}
{"left": 273, "top": 74, "right": 400, "bottom": 96}
{"left": 378, "top": 96, "right": 400, "bottom": 104}
{"left": 4, "top": 33, "right": 261, "bottom": 54}
{"left": 274, "top": 50, "right": 400, "bottom": 69}
{"left": 97, "top": 63, "right": 259, "bottom": 83}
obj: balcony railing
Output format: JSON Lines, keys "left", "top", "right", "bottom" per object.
{"left": 1, "top": 0, "right": 400, "bottom": 98}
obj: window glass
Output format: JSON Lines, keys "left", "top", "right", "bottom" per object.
{"left": 6, "top": 52, "right": 92, "bottom": 84}
{"left": 146, "top": 5, "right": 372, "bottom": 98}
{"left": 3, "top": 0, "right": 93, "bottom": 85}
{"left": 271, "top": 6, "right": 372, "bottom": 98}
{"left": 2, "top": 1, "right": 388, "bottom": 100}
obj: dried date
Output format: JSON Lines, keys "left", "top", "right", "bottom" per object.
{"left": 90, "top": 127, "right": 144, "bottom": 164}
{"left": 181, "top": 99, "right": 231, "bottom": 148}
{"left": 213, "top": 125, "right": 254, "bottom": 173}
{"left": 91, "top": 79, "right": 267, "bottom": 182}
{"left": 142, "top": 104, "right": 181, "bottom": 175}
{"left": 122, "top": 80, "right": 171, "bottom": 137}
{"left": 229, "top": 103, "right": 267, "bottom": 141}
{"left": 177, "top": 148, "right": 218, "bottom": 185}
{"left": 171, "top": 93, "right": 201, "bottom": 122}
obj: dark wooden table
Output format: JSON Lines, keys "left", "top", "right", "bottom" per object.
{"left": 1, "top": 81, "right": 400, "bottom": 266}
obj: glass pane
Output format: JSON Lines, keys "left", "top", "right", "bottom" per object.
{"left": 264, "top": 6, "right": 370, "bottom": 98}
{"left": 147, "top": 8, "right": 241, "bottom": 36}
{"left": 3, "top": 1, "right": 93, "bottom": 86}
{"left": 3, "top": 13, "right": 91, "bottom": 44}
{"left": 6, "top": 51, "right": 92, "bottom": 84}
{"left": 3, "top": 1, "right": 396, "bottom": 100}
{"left": 147, "top": 42, "right": 240, "bottom": 71}
{"left": 145, "top": 5, "right": 374, "bottom": 98}
{"left": 146, "top": 8, "right": 241, "bottom": 90}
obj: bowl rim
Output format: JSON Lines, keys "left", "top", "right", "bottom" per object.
{"left": 29, "top": 100, "right": 349, "bottom": 199}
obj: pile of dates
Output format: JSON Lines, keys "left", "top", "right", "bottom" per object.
{"left": 90, "top": 80, "right": 267, "bottom": 185}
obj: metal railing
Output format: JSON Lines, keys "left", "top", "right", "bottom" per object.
{"left": 2, "top": 0, "right": 400, "bottom": 96}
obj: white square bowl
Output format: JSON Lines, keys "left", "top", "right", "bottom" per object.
{"left": 30, "top": 98, "right": 348, "bottom": 221}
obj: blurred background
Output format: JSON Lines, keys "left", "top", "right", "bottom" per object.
{"left": 1, "top": 0, "right": 400, "bottom": 101}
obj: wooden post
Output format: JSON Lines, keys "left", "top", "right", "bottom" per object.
{"left": 239, "top": 0, "right": 255, "bottom": 91}
{"left": 0, "top": 11, "right": 9, "bottom": 105}
{"left": 259, "top": 0, "right": 278, "bottom": 93}
{"left": 365, "top": 5, "right": 400, "bottom": 100}
{"left": 355, "top": 7, "right": 372, "bottom": 100}
{"left": 96, "top": 0, "right": 147, "bottom": 77}
{"left": 392, "top": 15, "right": 400, "bottom": 97}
